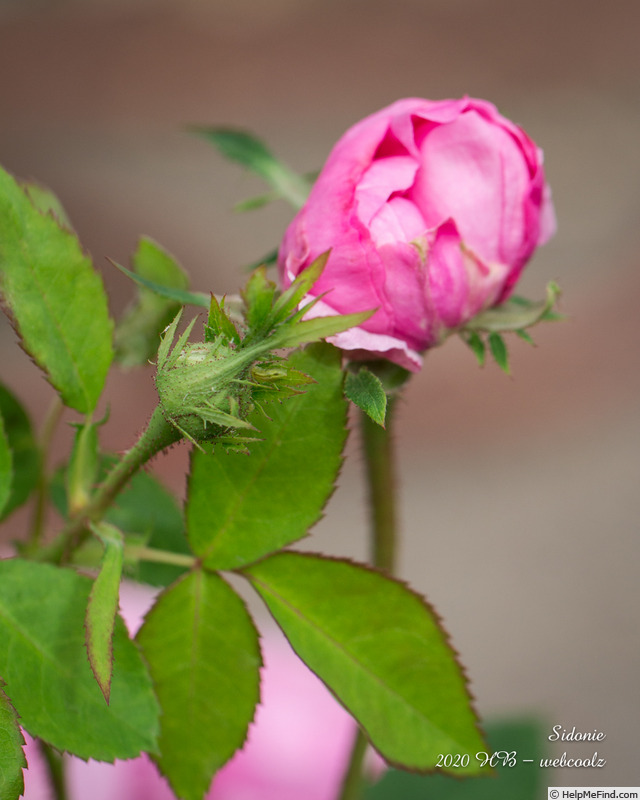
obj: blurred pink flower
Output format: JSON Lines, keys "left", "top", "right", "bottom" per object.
{"left": 21, "top": 582, "right": 368, "bottom": 800}
{"left": 279, "top": 97, "right": 556, "bottom": 370}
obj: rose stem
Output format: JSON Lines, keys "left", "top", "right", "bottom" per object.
{"left": 338, "top": 397, "right": 398, "bottom": 800}
{"left": 39, "top": 740, "right": 68, "bottom": 800}
{"left": 38, "top": 405, "right": 181, "bottom": 564}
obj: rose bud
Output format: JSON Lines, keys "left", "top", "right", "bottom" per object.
{"left": 279, "top": 97, "right": 556, "bottom": 371}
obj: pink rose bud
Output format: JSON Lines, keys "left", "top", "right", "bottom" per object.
{"left": 278, "top": 97, "right": 556, "bottom": 371}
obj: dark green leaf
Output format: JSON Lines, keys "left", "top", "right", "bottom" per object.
{"left": 0, "top": 166, "right": 113, "bottom": 413}
{"left": 114, "top": 237, "right": 191, "bottom": 367}
{"left": 243, "top": 552, "right": 487, "bottom": 774}
{"left": 186, "top": 344, "right": 347, "bottom": 570}
{"left": 0, "top": 559, "right": 159, "bottom": 760}
{"left": 0, "top": 683, "right": 26, "bottom": 800}
{"left": 193, "top": 127, "right": 310, "bottom": 209}
{"left": 488, "top": 332, "right": 509, "bottom": 374}
{"left": 0, "top": 383, "right": 40, "bottom": 521}
{"left": 85, "top": 523, "right": 125, "bottom": 704}
{"left": 365, "top": 718, "right": 545, "bottom": 800}
{"left": 345, "top": 367, "right": 387, "bottom": 427}
{"left": 0, "top": 412, "right": 11, "bottom": 517}
{"left": 136, "top": 569, "right": 261, "bottom": 800}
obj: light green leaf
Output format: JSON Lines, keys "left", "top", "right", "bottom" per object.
{"left": 488, "top": 332, "right": 509, "bottom": 374}
{"left": 193, "top": 127, "right": 310, "bottom": 209}
{"left": 136, "top": 569, "right": 261, "bottom": 800}
{"left": 85, "top": 523, "right": 125, "bottom": 704}
{"left": 243, "top": 552, "right": 487, "bottom": 774}
{"left": 0, "top": 166, "right": 114, "bottom": 413}
{"left": 0, "top": 412, "right": 11, "bottom": 518}
{"left": 186, "top": 344, "right": 347, "bottom": 570}
{"left": 0, "top": 683, "right": 26, "bottom": 800}
{"left": 22, "top": 181, "right": 73, "bottom": 230}
{"left": 365, "top": 718, "right": 545, "bottom": 800}
{"left": 345, "top": 367, "right": 387, "bottom": 427}
{"left": 0, "top": 559, "right": 159, "bottom": 760}
{"left": 0, "top": 383, "right": 40, "bottom": 521}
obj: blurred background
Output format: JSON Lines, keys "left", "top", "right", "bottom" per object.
{"left": 1, "top": 0, "right": 639, "bottom": 791}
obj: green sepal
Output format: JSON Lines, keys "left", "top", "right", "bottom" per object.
{"left": 488, "top": 332, "right": 509, "bottom": 374}
{"left": 462, "top": 331, "right": 486, "bottom": 367}
{"left": 515, "top": 328, "right": 535, "bottom": 345}
{"left": 0, "top": 165, "right": 114, "bottom": 413}
{"left": 85, "top": 522, "right": 124, "bottom": 704}
{"left": 0, "top": 682, "right": 27, "bottom": 800}
{"left": 270, "top": 252, "right": 329, "bottom": 325}
{"left": 0, "top": 382, "right": 40, "bottom": 521}
{"left": 136, "top": 569, "right": 262, "bottom": 800}
{"left": 272, "top": 308, "right": 374, "bottom": 349}
{"left": 243, "top": 552, "right": 488, "bottom": 774}
{"left": 206, "top": 294, "right": 240, "bottom": 345}
{"left": 192, "top": 126, "right": 310, "bottom": 209}
{"left": 344, "top": 366, "right": 387, "bottom": 427}
{"left": 465, "top": 281, "right": 561, "bottom": 333}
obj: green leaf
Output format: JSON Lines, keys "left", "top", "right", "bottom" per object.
{"left": 114, "top": 238, "right": 191, "bottom": 367}
{"left": 136, "top": 569, "right": 261, "bottom": 800}
{"left": 243, "top": 552, "right": 487, "bottom": 774}
{"left": 85, "top": 523, "right": 125, "bottom": 704}
{"left": 345, "top": 367, "right": 387, "bottom": 427}
{"left": 111, "top": 258, "right": 209, "bottom": 309}
{"left": 0, "top": 166, "right": 114, "bottom": 413}
{"left": 0, "top": 683, "right": 26, "bottom": 800}
{"left": 0, "top": 383, "right": 40, "bottom": 521}
{"left": 488, "top": 332, "right": 509, "bottom": 374}
{"left": 269, "top": 252, "right": 330, "bottom": 324}
{"left": 365, "top": 718, "right": 545, "bottom": 800}
{"left": 0, "top": 412, "right": 11, "bottom": 518}
{"left": 193, "top": 127, "right": 310, "bottom": 209}
{"left": 186, "top": 343, "right": 347, "bottom": 570}
{"left": 0, "top": 559, "right": 159, "bottom": 760}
